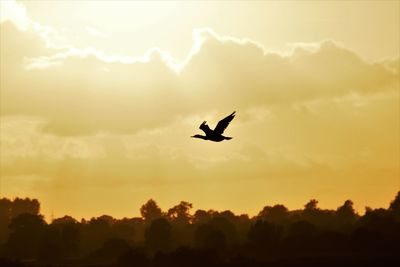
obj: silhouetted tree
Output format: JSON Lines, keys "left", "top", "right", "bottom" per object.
{"left": 37, "top": 226, "right": 62, "bottom": 263}
{"left": 113, "top": 218, "right": 135, "bottom": 243}
{"left": 52, "top": 215, "right": 78, "bottom": 225}
{"left": 61, "top": 224, "right": 80, "bottom": 257}
{"left": 336, "top": 199, "right": 357, "bottom": 226}
{"left": 0, "top": 198, "right": 40, "bottom": 245}
{"left": 284, "top": 220, "right": 318, "bottom": 254}
{"left": 140, "top": 199, "right": 163, "bottom": 223}
{"left": 304, "top": 199, "right": 319, "bottom": 210}
{"left": 301, "top": 199, "right": 336, "bottom": 229}
{"left": 208, "top": 216, "right": 237, "bottom": 245}
{"left": 51, "top": 215, "right": 80, "bottom": 257}
{"left": 193, "top": 209, "right": 213, "bottom": 225}
{"left": 194, "top": 223, "right": 226, "bottom": 252}
{"left": 0, "top": 198, "right": 12, "bottom": 244}
{"left": 218, "top": 210, "right": 236, "bottom": 222}
{"left": 248, "top": 220, "right": 282, "bottom": 252}
{"left": 6, "top": 213, "right": 46, "bottom": 260}
{"left": 356, "top": 205, "right": 400, "bottom": 253}
{"left": 389, "top": 191, "right": 400, "bottom": 213}
{"left": 80, "top": 215, "right": 114, "bottom": 254}
{"left": 1, "top": 192, "right": 400, "bottom": 267}
{"left": 10, "top": 198, "right": 40, "bottom": 218}
{"left": 145, "top": 218, "right": 172, "bottom": 252}
{"left": 258, "top": 204, "right": 289, "bottom": 224}
{"left": 167, "top": 201, "right": 193, "bottom": 225}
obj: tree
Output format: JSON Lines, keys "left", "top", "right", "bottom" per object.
{"left": 51, "top": 215, "right": 80, "bottom": 257}
{"left": 6, "top": 213, "right": 46, "bottom": 259}
{"left": 193, "top": 210, "right": 212, "bottom": 225}
{"left": 389, "top": 191, "right": 400, "bottom": 213}
{"left": 194, "top": 223, "right": 226, "bottom": 252}
{"left": 258, "top": 204, "right": 289, "bottom": 224}
{"left": 285, "top": 220, "right": 318, "bottom": 248}
{"left": 61, "top": 224, "right": 80, "bottom": 257}
{"left": 10, "top": 198, "right": 40, "bottom": 218}
{"left": 80, "top": 215, "right": 114, "bottom": 254}
{"left": 145, "top": 218, "right": 172, "bottom": 252}
{"left": 208, "top": 217, "right": 237, "bottom": 245}
{"left": 0, "top": 198, "right": 12, "bottom": 243}
{"left": 0, "top": 198, "right": 41, "bottom": 244}
{"left": 167, "top": 201, "right": 193, "bottom": 225}
{"left": 336, "top": 200, "right": 357, "bottom": 225}
{"left": 52, "top": 215, "right": 78, "bottom": 225}
{"left": 140, "top": 199, "right": 163, "bottom": 223}
{"left": 304, "top": 199, "right": 319, "bottom": 210}
{"left": 37, "top": 226, "right": 62, "bottom": 263}
{"left": 248, "top": 220, "right": 281, "bottom": 250}
{"left": 113, "top": 219, "right": 135, "bottom": 242}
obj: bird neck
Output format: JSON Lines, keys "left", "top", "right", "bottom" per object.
{"left": 192, "top": 134, "right": 207, "bottom": 140}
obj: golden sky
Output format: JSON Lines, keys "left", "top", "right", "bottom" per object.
{"left": 0, "top": 0, "right": 399, "bottom": 220}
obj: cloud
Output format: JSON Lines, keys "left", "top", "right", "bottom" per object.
{"left": 0, "top": 0, "right": 31, "bottom": 31}
{"left": 85, "top": 26, "right": 111, "bottom": 39}
{"left": 1, "top": 22, "right": 398, "bottom": 136}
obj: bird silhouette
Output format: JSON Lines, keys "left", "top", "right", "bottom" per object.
{"left": 191, "top": 111, "right": 236, "bottom": 142}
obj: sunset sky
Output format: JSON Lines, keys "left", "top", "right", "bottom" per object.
{"left": 0, "top": 0, "right": 399, "bottom": 220}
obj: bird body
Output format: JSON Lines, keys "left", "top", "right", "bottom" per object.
{"left": 191, "top": 112, "right": 236, "bottom": 142}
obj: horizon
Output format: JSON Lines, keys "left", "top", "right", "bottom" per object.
{"left": 2, "top": 192, "right": 399, "bottom": 224}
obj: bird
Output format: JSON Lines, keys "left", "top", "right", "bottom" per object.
{"left": 191, "top": 111, "right": 236, "bottom": 142}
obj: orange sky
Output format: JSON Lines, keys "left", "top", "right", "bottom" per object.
{"left": 0, "top": 0, "right": 399, "bottom": 220}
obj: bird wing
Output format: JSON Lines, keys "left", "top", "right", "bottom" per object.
{"left": 214, "top": 111, "right": 236, "bottom": 135}
{"left": 199, "top": 121, "right": 212, "bottom": 135}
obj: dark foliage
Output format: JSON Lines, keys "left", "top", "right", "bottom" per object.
{"left": 0, "top": 192, "right": 399, "bottom": 266}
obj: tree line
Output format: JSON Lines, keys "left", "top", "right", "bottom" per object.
{"left": 0, "top": 192, "right": 399, "bottom": 267}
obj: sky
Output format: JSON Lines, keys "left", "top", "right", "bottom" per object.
{"left": 0, "top": 0, "right": 399, "bottom": 220}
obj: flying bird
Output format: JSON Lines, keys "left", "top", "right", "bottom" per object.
{"left": 191, "top": 111, "right": 236, "bottom": 142}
